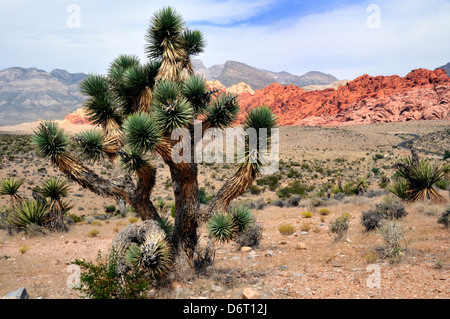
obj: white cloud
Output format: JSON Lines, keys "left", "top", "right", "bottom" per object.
{"left": 196, "top": 0, "right": 450, "bottom": 79}
{"left": 0, "top": 0, "right": 449, "bottom": 79}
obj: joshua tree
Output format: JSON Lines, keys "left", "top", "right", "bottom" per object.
{"left": 31, "top": 7, "right": 277, "bottom": 271}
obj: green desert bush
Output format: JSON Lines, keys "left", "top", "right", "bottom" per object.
{"left": 278, "top": 223, "right": 296, "bottom": 235}
{"left": 235, "top": 222, "right": 263, "bottom": 248}
{"left": 72, "top": 249, "right": 150, "bottom": 299}
{"left": 301, "top": 211, "right": 313, "bottom": 218}
{"left": 378, "top": 220, "right": 404, "bottom": 263}
{"left": 318, "top": 208, "right": 331, "bottom": 216}
{"left": 329, "top": 213, "right": 351, "bottom": 242}
{"left": 361, "top": 200, "right": 408, "bottom": 232}
{"left": 437, "top": 207, "right": 450, "bottom": 228}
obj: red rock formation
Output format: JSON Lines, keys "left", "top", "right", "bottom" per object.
{"left": 238, "top": 68, "right": 450, "bottom": 126}
{"left": 63, "top": 108, "right": 92, "bottom": 125}
{"left": 63, "top": 68, "right": 450, "bottom": 127}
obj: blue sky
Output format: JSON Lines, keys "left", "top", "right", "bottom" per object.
{"left": 0, "top": 0, "right": 449, "bottom": 80}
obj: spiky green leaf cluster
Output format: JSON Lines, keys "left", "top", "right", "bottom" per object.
{"left": 8, "top": 199, "right": 50, "bottom": 231}
{"left": 32, "top": 121, "right": 69, "bottom": 160}
{"left": 152, "top": 80, "right": 193, "bottom": 132}
{"left": 230, "top": 205, "right": 256, "bottom": 232}
{"left": 205, "top": 93, "right": 240, "bottom": 129}
{"left": 182, "top": 75, "right": 209, "bottom": 114}
{"left": 39, "top": 177, "right": 70, "bottom": 200}
{"left": 0, "top": 178, "right": 24, "bottom": 196}
{"left": 157, "top": 216, "right": 174, "bottom": 237}
{"left": 181, "top": 29, "right": 205, "bottom": 56}
{"left": 140, "top": 233, "right": 173, "bottom": 279}
{"left": 391, "top": 155, "right": 445, "bottom": 202}
{"left": 122, "top": 113, "right": 160, "bottom": 153}
{"left": 243, "top": 105, "right": 277, "bottom": 132}
{"left": 74, "top": 130, "right": 105, "bottom": 162}
{"left": 145, "top": 6, "right": 185, "bottom": 60}
{"left": 119, "top": 147, "right": 151, "bottom": 174}
{"left": 207, "top": 213, "right": 238, "bottom": 243}
{"left": 125, "top": 243, "right": 143, "bottom": 268}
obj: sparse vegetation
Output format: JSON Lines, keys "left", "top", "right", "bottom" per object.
{"left": 278, "top": 223, "right": 296, "bottom": 235}
{"left": 329, "top": 213, "right": 351, "bottom": 242}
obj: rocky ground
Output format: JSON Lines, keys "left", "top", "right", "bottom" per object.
{"left": 0, "top": 120, "right": 448, "bottom": 299}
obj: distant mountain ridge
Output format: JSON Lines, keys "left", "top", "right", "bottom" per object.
{"left": 0, "top": 67, "right": 87, "bottom": 126}
{"left": 438, "top": 62, "right": 450, "bottom": 77}
{"left": 193, "top": 60, "right": 339, "bottom": 91}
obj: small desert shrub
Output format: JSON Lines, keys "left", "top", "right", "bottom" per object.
{"left": 235, "top": 222, "right": 263, "bottom": 248}
{"left": 254, "top": 198, "right": 266, "bottom": 210}
{"left": 105, "top": 204, "right": 116, "bottom": 214}
{"left": 437, "top": 208, "right": 450, "bottom": 228}
{"left": 361, "top": 200, "right": 408, "bottom": 232}
{"left": 256, "top": 175, "right": 280, "bottom": 191}
{"left": 88, "top": 229, "right": 100, "bottom": 237}
{"left": 273, "top": 199, "right": 284, "bottom": 207}
{"left": 300, "top": 222, "right": 311, "bottom": 232}
{"left": 301, "top": 211, "right": 313, "bottom": 218}
{"left": 248, "top": 185, "right": 262, "bottom": 195}
{"left": 67, "top": 213, "right": 84, "bottom": 223}
{"left": 199, "top": 187, "right": 212, "bottom": 204}
{"left": 414, "top": 201, "right": 440, "bottom": 216}
{"left": 278, "top": 223, "right": 296, "bottom": 235}
{"left": 286, "top": 195, "right": 301, "bottom": 207}
{"left": 364, "top": 251, "right": 379, "bottom": 264}
{"left": 378, "top": 220, "right": 404, "bottom": 263}
{"left": 90, "top": 220, "right": 103, "bottom": 227}
{"left": 193, "top": 242, "right": 216, "bottom": 273}
{"left": 329, "top": 213, "right": 351, "bottom": 241}
{"left": 19, "top": 246, "right": 30, "bottom": 254}
{"left": 128, "top": 217, "right": 139, "bottom": 224}
{"left": 72, "top": 249, "right": 150, "bottom": 299}
{"left": 318, "top": 208, "right": 331, "bottom": 216}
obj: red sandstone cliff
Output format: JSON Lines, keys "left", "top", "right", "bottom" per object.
{"left": 63, "top": 68, "right": 450, "bottom": 127}
{"left": 238, "top": 68, "right": 450, "bottom": 126}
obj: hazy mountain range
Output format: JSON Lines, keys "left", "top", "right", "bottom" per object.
{"left": 0, "top": 60, "right": 449, "bottom": 126}
{"left": 0, "top": 67, "right": 86, "bottom": 126}
{"left": 192, "top": 59, "right": 339, "bottom": 90}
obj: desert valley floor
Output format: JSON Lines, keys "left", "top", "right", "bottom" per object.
{"left": 0, "top": 120, "right": 449, "bottom": 299}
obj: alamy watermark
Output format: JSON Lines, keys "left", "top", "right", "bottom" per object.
{"left": 366, "top": 264, "right": 381, "bottom": 289}
{"left": 170, "top": 121, "right": 280, "bottom": 175}
{"left": 366, "top": 4, "right": 381, "bottom": 29}
{"left": 66, "top": 4, "right": 81, "bottom": 29}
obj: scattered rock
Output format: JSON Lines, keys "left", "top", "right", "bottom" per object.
{"left": 296, "top": 242, "right": 307, "bottom": 250}
{"left": 241, "top": 246, "right": 252, "bottom": 252}
{"left": 265, "top": 250, "right": 274, "bottom": 257}
{"left": 211, "top": 285, "right": 223, "bottom": 292}
{"left": 3, "top": 287, "right": 29, "bottom": 299}
{"left": 242, "top": 287, "right": 258, "bottom": 299}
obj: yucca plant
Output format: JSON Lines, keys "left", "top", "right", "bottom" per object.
{"left": 31, "top": 6, "right": 276, "bottom": 273}
{"left": 230, "top": 204, "right": 255, "bottom": 232}
{"left": 0, "top": 177, "right": 24, "bottom": 208}
{"left": 38, "top": 177, "right": 73, "bottom": 231}
{"left": 8, "top": 199, "right": 51, "bottom": 233}
{"left": 391, "top": 148, "right": 446, "bottom": 203}
{"left": 387, "top": 178, "right": 409, "bottom": 200}
{"left": 207, "top": 213, "right": 238, "bottom": 243}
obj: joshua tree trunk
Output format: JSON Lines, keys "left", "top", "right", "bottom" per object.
{"left": 169, "top": 162, "right": 199, "bottom": 265}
